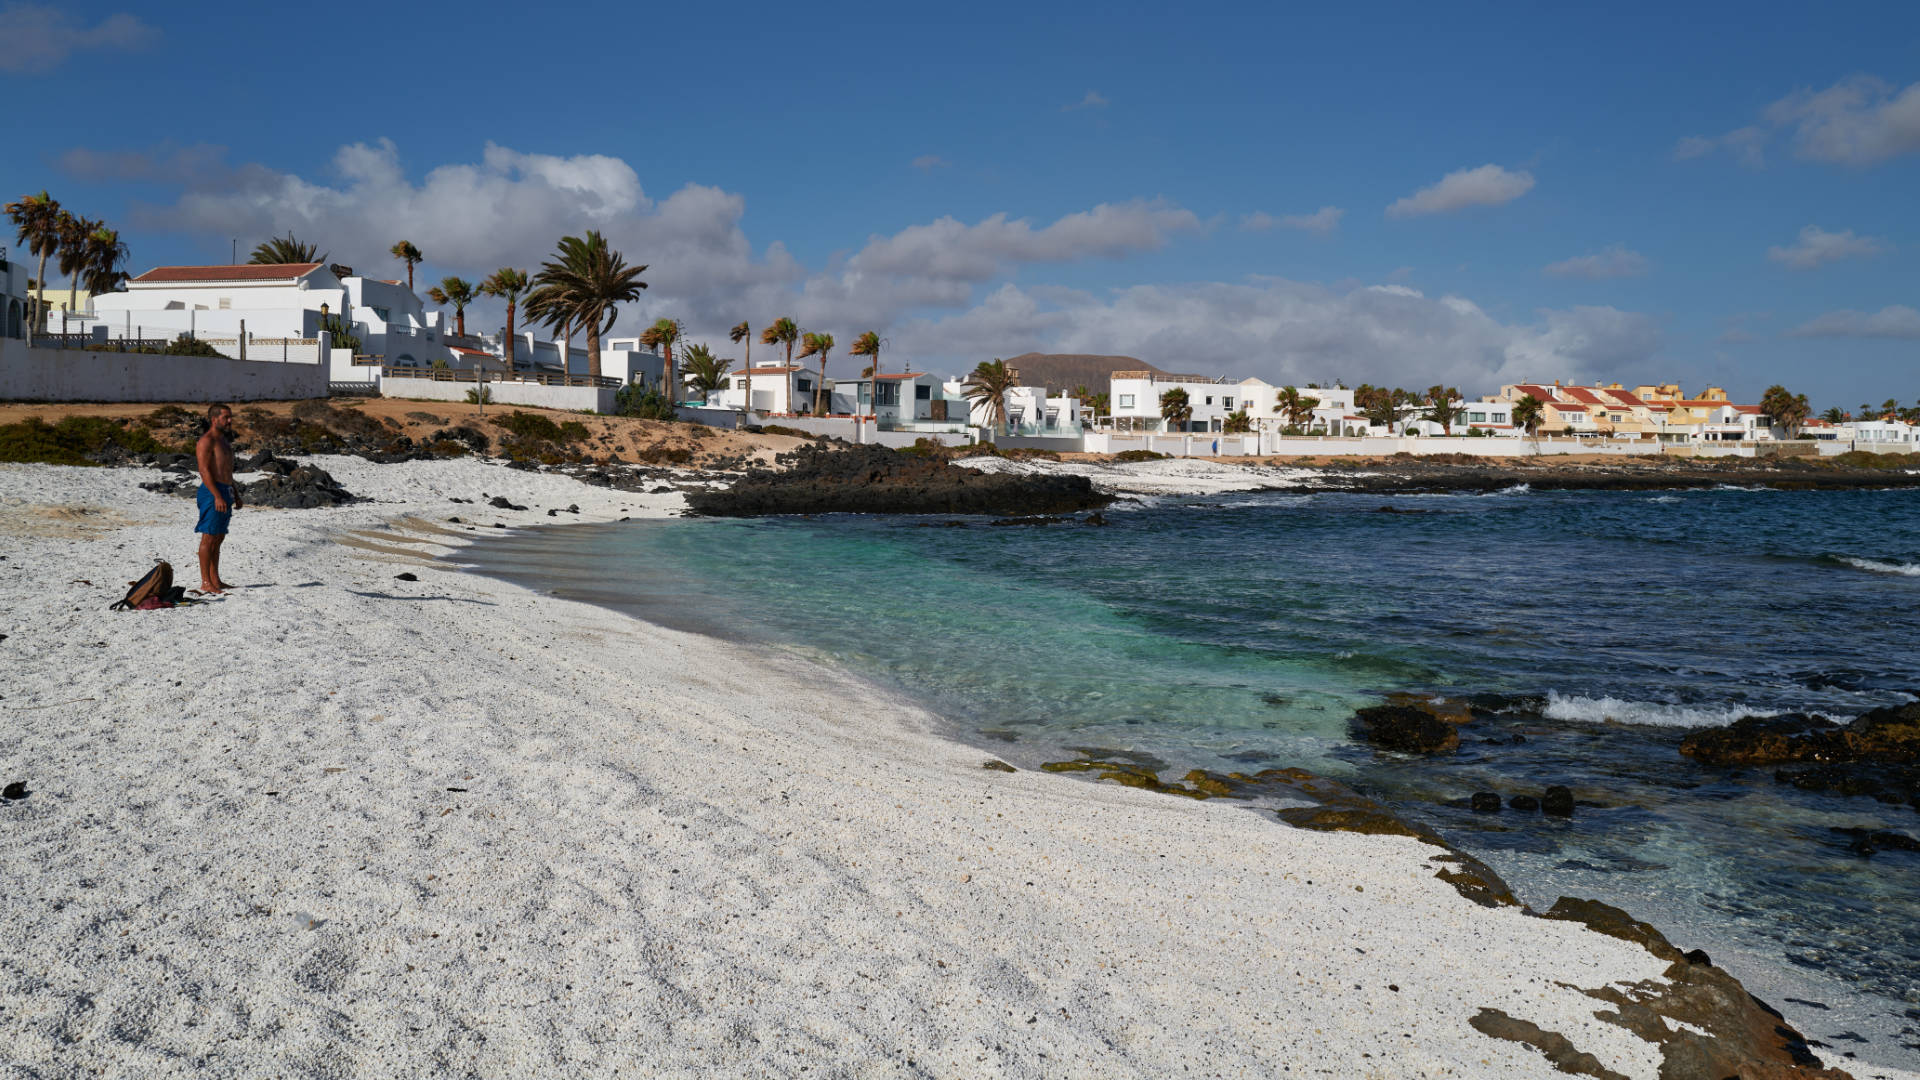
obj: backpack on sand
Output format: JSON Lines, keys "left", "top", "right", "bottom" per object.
{"left": 111, "top": 561, "right": 177, "bottom": 611}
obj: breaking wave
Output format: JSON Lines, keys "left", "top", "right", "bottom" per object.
{"left": 1839, "top": 557, "right": 1920, "bottom": 577}
{"left": 1543, "top": 691, "right": 1767, "bottom": 729}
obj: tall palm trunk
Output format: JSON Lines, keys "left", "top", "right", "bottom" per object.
{"left": 455, "top": 307, "right": 466, "bottom": 337}
{"left": 814, "top": 355, "right": 827, "bottom": 415}
{"left": 742, "top": 336, "right": 752, "bottom": 417}
{"left": 664, "top": 342, "right": 675, "bottom": 405}
{"left": 503, "top": 302, "right": 516, "bottom": 371}
{"left": 785, "top": 340, "right": 795, "bottom": 413}
{"left": 586, "top": 320, "right": 602, "bottom": 381}
{"left": 33, "top": 249, "right": 48, "bottom": 333}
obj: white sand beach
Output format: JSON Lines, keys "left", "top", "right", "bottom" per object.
{"left": 2, "top": 456, "right": 1911, "bottom": 1078}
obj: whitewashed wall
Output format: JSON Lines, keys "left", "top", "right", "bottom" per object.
{"left": 380, "top": 374, "right": 615, "bottom": 414}
{"left": 0, "top": 338, "right": 327, "bottom": 402}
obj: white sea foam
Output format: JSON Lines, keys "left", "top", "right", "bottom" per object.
{"left": 1841, "top": 556, "right": 1920, "bottom": 577}
{"left": 1543, "top": 691, "right": 1767, "bottom": 728}
{"left": 1486, "top": 483, "right": 1531, "bottom": 496}
{"left": 1650, "top": 495, "right": 1680, "bottom": 504}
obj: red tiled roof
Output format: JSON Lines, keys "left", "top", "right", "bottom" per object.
{"left": 1598, "top": 388, "right": 1647, "bottom": 408}
{"left": 450, "top": 346, "right": 492, "bottom": 357}
{"left": 1512, "top": 384, "right": 1561, "bottom": 403}
{"left": 1563, "top": 387, "right": 1608, "bottom": 405}
{"left": 1731, "top": 405, "right": 1763, "bottom": 414}
{"left": 745, "top": 366, "right": 802, "bottom": 374}
{"left": 132, "top": 263, "right": 325, "bottom": 284}
{"left": 873, "top": 372, "right": 927, "bottom": 380}
{"left": 1552, "top": 403, "right": 1589, "bottom": 412}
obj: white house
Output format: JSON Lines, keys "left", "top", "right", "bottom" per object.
{"left": 1107, "top": 371, "right": 1244, "bottom": 432}
{"left": 0, "top": 246, "right": 30, "bottom": 340}
{"left": 706, "top": 364, "right": 817, "bottom": 414}
{"left": 88, "top": 262, "right": 458, "bottom": 368}
{"left": 1846, "top": 418, "right": 1916, "bottom": 446}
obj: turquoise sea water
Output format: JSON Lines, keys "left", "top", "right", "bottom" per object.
{"left": 464, "top": 486, "right": 1920, "bottom": 1064}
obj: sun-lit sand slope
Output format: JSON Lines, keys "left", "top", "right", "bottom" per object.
{"left": 4, "top": 457, "right": 1911, "bottom": 1078}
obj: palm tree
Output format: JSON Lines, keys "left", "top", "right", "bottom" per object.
{"left": 56, "top": 212, "right": 97, "bottom": 321}
{"left": 1159, "top": 387, "right": 1193, "bottom": 432}
{"left": 1272, "top": 386, "right": 1321, "bottom": 431}
{"left": 4, "top": 190, "right": 63, "bottom": 338}
{"left": 1354, "top": 384, "right": 1409, "bottom": 432}
{"left": 680, "top": 343, "right": 733, "bottom": 399}
{"left": 479, "top": 267, "right": 530, "bottom": 372}
{"left": 1511, "top": 394, "right": 1545, "bottom": 435}
{"left": 427, "top": 276, "right": 477, "bottom": 338}
{"left": 1759, "top": 384, "right": 1812, "bottom": 438}
{"left": 522, "top": 230, "right": 648, "bottom": 382}
{"left": 83, "top": 225, "right": 130, "bottom": 298}
{"left": 729, "top": 320, "right": 754, "bottom": 415}
{"left": 849, "top": 330, "right": 885, "bottom": 381}
{"left": 962, "top": 359, "right": 1019, "bottom": 431}
{"left": 797, "top": 331, "right": 835, "bottom": 414}
{"left": 638, "top": 318, "right": 686, "bottom": 402}
{"left": 1223, "top": 410, "right": 1252, "bottom": 434}
{"left": 390, "top": 240, "right": 424, "bottom": 291}
{"left": 1422, "top": 384, "right": 1462, "bottom": 436}
{"left": 249, "top": 233, "right": 325, "bottom": 264}
{"left": 1820, "top": 406, "right": 1846, "bottom": 425}
{"left": 760, "top": 316, "right": 799, "bottom": 409}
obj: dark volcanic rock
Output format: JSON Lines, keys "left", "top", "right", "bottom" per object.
{"left": 1350, "top": 705, "right": 1460, "bottom": 754}
{"left": 1678, "top": 713, "right": 1844, "bottom": 766}
{"left": 1542, "top": 785, "right": 1576, "bottom": 817}
{"left": 1509, "top": 794, "right": 1541, "bottom": 813}
{"left": 239, "top": 463, "right": 357, "bottom": 508}
{"left": 1777, "top": 763, "right": 1920, "bottom": 809}
{"left": 1470, "top": 791, "right": 1502, "bottom": 813}
{"left": 1685, "top": 703, "right": 1920, "bottom": 809}
{"left": 683, "top": 443, "right": 1113, "bottom": 518}
{"left": 1538, "top": 896, "right": 1851, "bottom": 1079}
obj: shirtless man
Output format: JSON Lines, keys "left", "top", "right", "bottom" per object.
{"left": 194, "top": 403, "right": 241, "bottom": 593}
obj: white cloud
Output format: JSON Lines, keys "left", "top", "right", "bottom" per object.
{"left": 1241, "top": 206, "right": 1344, "bottom": 234}
{"left": 1386, "top": 165, "right": 1534, "bottom": 218}
{"left": 910, "top": 155, "right": 949, "bottom": 172}
{"left": 1767, "top": 225, "right": 1890, "bottom": 270}
{"left": 120, "top": 138, "right": 1665, "bottom": 392}
{"left": 889, "top": 279, "right": 1659, "bottom": 390}
{"left": 1787, "top": 305, "right": 1920, "bottom": 339}
{"left": 1543, "top": 245, "right": 1650, "bottom": 279}
{"left": 1671, "top": 126, "right": 1768, "bottom": 167}
{"left": 1063, "top": 90, "right": 1109, "bottom": 112}
{"left": 0, "top": 4, "right": 157, "bottom": 73}
{"left": 1677, "top": 76, "right": 1920, "bottom": 168}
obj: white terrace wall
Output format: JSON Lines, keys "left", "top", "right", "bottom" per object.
{"left": 0, "top": 337, "right": 326, "bottom": 402}
{"left": 380, "top": 373, "right": 616, "bottom": 414}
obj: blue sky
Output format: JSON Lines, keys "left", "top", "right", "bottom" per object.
{"left": 3, "top": 0, "right": 1916, "bottom": 406}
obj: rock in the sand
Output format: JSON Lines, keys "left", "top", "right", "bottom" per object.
{"left": 488, "top": 495, "right": 528, "bottom": 511}
{"left": 2, "top": 780, "right": 29, "bottom": 800}
{"left": 1350, "top": 705, "right": 1460, "bottom": 754}
{"left": 395, "top": 572, "right": 418, "bottom": 582}
{"left": 1539, "top": 896, "right": 1850, "bottom": 1079}
{"left": 1542, "top": 785, "right": 1575, "bottom": 817}
{"left": 684, "top": 442, "right": 1113, "bottom": 518}
{"left": 1508, "top": 794, "right": 1541, "bottom": 813}
{"left": 239, "top": 463, "right": 357, "bottom": 508}
{"left": 981, "top": 760, "right": 1016, "bottom": 773}
{"left": 1470, "top": 792, "right": 1502, "bottom": 813}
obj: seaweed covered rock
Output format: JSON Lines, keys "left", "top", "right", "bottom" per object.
{"left": 1350, "top": 704, "right": 1461, "bottom": 754}
{"left": 684, "top": 443, "right": 1113, "bottom": 517}
{"left": 1681, "top": 703, "right": 1920, "bottom": 766}
{"left": 239, "top": 461, "right": 357, "bottom": 508}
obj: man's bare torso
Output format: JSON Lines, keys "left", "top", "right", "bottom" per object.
{"left": 197, "top": 428, "right": 233, "bottom": 486}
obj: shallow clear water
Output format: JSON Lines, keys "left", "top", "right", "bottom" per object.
{"left": 464, "top": 486, "right": 1920, "bottom": 1064}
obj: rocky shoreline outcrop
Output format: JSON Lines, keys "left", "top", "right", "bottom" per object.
{"left": 1680, "top": 703, "right": 1920, "bottom": 811}
{"left": 685, "top": 443, "right": 1115, "bottom": 517}
{"left": 1278, "top": 453, "right": 1920, "bottom": 495}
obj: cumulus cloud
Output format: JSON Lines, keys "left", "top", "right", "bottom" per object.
{"left": 116, "top": 138, "right": 1664, "bottom": 390}
{"left": 1386, "top": 165, "right": 1534, "bottom": 218}
{"left": 1241, "top": 206, "right": 1344, "bottom": 234}
{"left": 1766, "top": 225, "right": 1890, "bottom": 269}
{"left": 1543, "top": 245, "right": 1650, "bottom": 279}
{"left": 1677, "top": 76, "right": 1920, "bottom": 168}
{"left": 910, "top": 154, "right": 949, "bottom": 171}
{"left": 1063, "top": 90, "right": 1108, "bottom": 111}
{"left": 1787, "top": 305, "right": 1920, "bottom": 339}
{"left": 889, "top": 279, "right": 1659, "bottom": 390}
{"left": 0, "top": 4, "right": 157, "bottom": 73}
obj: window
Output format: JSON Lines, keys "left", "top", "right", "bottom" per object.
{"left": 1205, "top": 396, "right": 1214, "bottom": 405}
{"left": 915, "top": 384, "right": 931, "bottom": 400}
{"left": 218, "top": 297, "right": 231, "bottom": 310}
{"left": 1469, "top": 411, "right": 1487, "bottom": 423}
{"left": 1118, "top": 394, "right": 1135, "bottom": 408}
{"left": 1222, "top": 397, "right": 1234, "bottom": 409}
{"left": 797, "top": 379, "right": 813, "bottom": 394}
{"left": 874, "top": 381, "right": 899, "bottom": 406}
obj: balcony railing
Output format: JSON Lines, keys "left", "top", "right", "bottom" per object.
{"left": 380, "top": 364, "right": 620, "bottom": 389}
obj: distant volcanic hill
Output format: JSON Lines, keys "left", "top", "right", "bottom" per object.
{"left": 997, "top": 353, "right": 1170, "bottom": 393}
